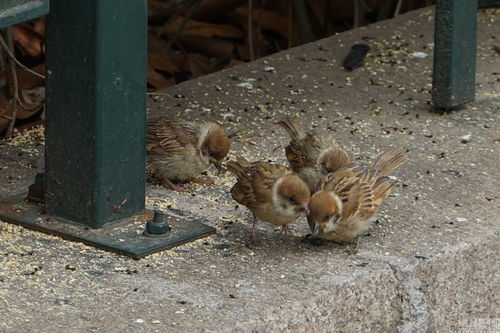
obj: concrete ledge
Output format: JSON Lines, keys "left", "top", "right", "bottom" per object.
{"left": 417, "top": 234, "right": 499, "bottom": 332}
{"left": 0, "top": 7, "right": 499, "bottom": 333}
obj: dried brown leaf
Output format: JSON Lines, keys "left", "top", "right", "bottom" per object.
{"left": 182, "top": 53, "right": 210, "bottom": 79}
{"left": 12, "top": 24, "right": 45, "bottom": 58}
{"left": 178, "top": 35, "right": 236, "bottom": 60}
{"left": 14, "top": 63, "right": 45, "bottom": 90}
{"left": 163, "top": 17, "right": 244, "bottom": 39}
{"left": 33, "top": 18, "right": 46, "bottom": 36}
{"left": 0, "top": 95, "right": 44, "bottom": 133}
{"left": 149, "top": 54, "right": 180, "bottom": 73}
{"left": 20, "top": 87, "right": 45, "bottom": 107}
{"left": 147, "top": 63, "right": 173, "bottom": 89}
{"left": 223, "top": 59, "right": 245, "bottom": 69}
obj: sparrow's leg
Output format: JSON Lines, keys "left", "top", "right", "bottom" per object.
{"left": 279, "top": 225, "right": 287, "bottom": 241}
{"left": 247, "top": 214, "right": 258, "bottom": 245}
{"left": 189, "top": 177, "right": 215, "bottom": 185}
{"left": 280, "top": 225, "right": 293, "bottom": 239}
{"left": 344, "top": 236, "right": 360, "bottom": 255}
{"left": 160, "top": 178, "right": 190, "bottom": 193}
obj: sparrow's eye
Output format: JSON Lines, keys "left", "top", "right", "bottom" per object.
{"left": 324, "top": 214, "right": 333, "bottom": 221}
{"left": 288, "top": 197, "right": 298, "bottom": 205}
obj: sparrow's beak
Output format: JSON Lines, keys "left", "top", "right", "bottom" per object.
{"left": 213, "top": 161, "right": 223, "bottom": 175}
{"left": 313, "top": 223, "right": 321, "bottom": 236}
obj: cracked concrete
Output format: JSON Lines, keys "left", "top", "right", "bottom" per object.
{"left": 0, "top": 6, "right": 499, "bottom": 333}
{"left": 368, "top": 255, "right": 430, "bottom": 333}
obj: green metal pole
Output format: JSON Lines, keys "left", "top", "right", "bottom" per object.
{"left": 432, "top": 0, "right": 477, "bottom": 110}
{"left": 45, "top": 0, "right": 147, "bottom": 228}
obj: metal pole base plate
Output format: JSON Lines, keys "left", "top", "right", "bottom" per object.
{"left": 0, "top": 194, "right": 215, "bottom": 259}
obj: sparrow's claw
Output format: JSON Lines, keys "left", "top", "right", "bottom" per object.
{"left": 344, "top": 237, "right": 360, "bottom": 255}
{"left": 245, "top": 235, "right": 260, "bottom": 247}
{"left": 190, "top": 177, "right": 215, "bottom": 185}
{"left": 161, "top": 178, "right": 190, "bottom": 193}
{"left": 280, "top": 225, "right": 293, "bottom": 240}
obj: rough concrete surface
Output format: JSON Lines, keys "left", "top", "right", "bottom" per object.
{"left": 0, "top": 7, "right": 499, "bottom": 333}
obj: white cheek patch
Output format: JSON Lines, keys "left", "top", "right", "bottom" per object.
{"left": 199, "top": 151, "right": 210, "bottom": 166}
{"left": 197, "top": 124, "right": 211, "bottom": 148}
{"left": 271, "top": 177, "right": 284, "bottom": 209}
{"left": 272, "top": 178, "right": 299, "bottom": 218}
{"left": 274, "top": 198, "right": 296, "bottom": 218}
{"left": 323, "top": 221, "right": 337, "bottom": 233}
{"left": 197, "top": 124, "right": 213, "bottom": 166}
{"left": 277, "top": 203, "right": 298, "bottom": 217}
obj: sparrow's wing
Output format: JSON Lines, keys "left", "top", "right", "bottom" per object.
{"left": 278, "top": 117, "right": 342, "bottom": 173}
{"left": 342, "top": 170, "right": 380, "bottom": 220}
{"left": 303, "top": 132, "right": 340, "bottom": 165}
{"left": 371, "top": 176, "right": 394, "bottom": 206}
{"left": 147, "top": 118, "right": 198, "bottom": 156}
{"left": 285, "top": 140, "right": 316, "bottom": 172}
{"left": 341, "top": 146, "right": 406, "bottom": 217}
{"left": 284, "top": 131, "right": 340, "bottom": 173}
{"left": 229, "top": 161, "right": 258, "bottom": 207}
{"left": 250, "top": 162, "right": 290, "bottom": 204}
{"left": 319, "top": 164, "right": 360, "bottom": 199}
{"left": 229, "top": 161, "right": 289, "bottom": 208}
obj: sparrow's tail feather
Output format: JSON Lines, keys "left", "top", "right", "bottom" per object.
{"left": 372, "top": 146, "right": 408, "bottom": 177}
{"left": 227, "top": 156, "right": 250, "bottom": 175}
{"left": 277, "top": 118, "right": 306, "bottom": 140}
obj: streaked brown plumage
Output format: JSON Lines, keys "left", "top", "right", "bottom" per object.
{"left": 277, "top": 117, "right": 349, "bottom": 192}
{"left": 147, "top": 117, "right": 230, "bottom": 191}
{"left": 227, "top": 157, "right": 310, "bottom": 243}
{"left": 307, "top": 146, "right": 408, "bottom": 243}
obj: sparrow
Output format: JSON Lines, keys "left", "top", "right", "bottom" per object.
{"left": 277, "top": 117, "right": 349, "bottom": 192}
{"left": 227, "top": 157, "right": 310, "bottom": 243}
{"left": 147, "top": 117, "right": 230, "bottom": 191}
{"left": 307, "top": 146, "right": 408, "bottom": 243}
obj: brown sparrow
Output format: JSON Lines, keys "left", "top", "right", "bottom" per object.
{"left": 277, "top": 117, "right": 349, "bottom": 192}
{"left": 147, "top": 117, "right": 230, "bottom": 191}
{"left": 227, "top": 157, "right": 310, "bottom": 243}
{"left": 307, "top": 146, "right": 408, "bottom": 243}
